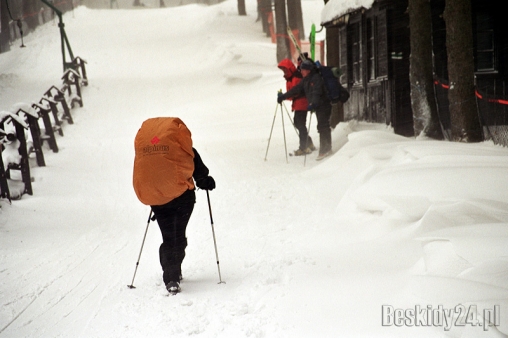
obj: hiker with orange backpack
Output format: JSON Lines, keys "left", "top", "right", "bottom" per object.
{"left": 133, "top": 117, "right": 215, "bottom": 295}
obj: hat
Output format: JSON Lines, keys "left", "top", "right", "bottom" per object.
{"left": 297, "top": 52, "right": 309, "bottom": 64}
{"left": 300, "top": 60, "right": 314, "bottom": 71}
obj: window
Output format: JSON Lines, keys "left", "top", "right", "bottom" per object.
{"left": 339, "top": 26, "right": 348, "bottom": 84}
{"left": 475, "top": 12, "right": 495, "bottom": 72}
{"left": 350, "top": 22, "right": 362, "bottom": 83}
{"left": 367, "top": 18, "right": 377, "bottom": 80}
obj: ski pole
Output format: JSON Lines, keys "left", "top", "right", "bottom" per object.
{"left": 281, "top": 102, "right": 300, "bottom": 137}
{"left": 304, "top": 112, "right": 312, "bottom": 167}
{"left": 280, "top": 102, "right": 288, "bottom": 163}
{"left": 206, "top": 190, "right": 225, "bottom": 284}
{"left": 127, "top": 209, "right": 153, "bottom": 289}
{"left": 264, "top": 102, "right": 279, "bottom": 161}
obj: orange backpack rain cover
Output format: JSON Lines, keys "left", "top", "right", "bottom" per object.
{"left": 133, "top": 117, "right": 195, "bottom": 206}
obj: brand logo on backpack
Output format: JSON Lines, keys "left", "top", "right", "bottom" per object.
{"left": 143, "top": 135, "right": 169, "bottom": 154}
{"left": 151, "top": 136, "right": 160, "bottom": 145}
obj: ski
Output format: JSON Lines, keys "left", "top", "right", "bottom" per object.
{"left": 287, "top": 26, "right": 307, "bottom": 61}
{"left": 310, "top": 24, "right": 316, "bottom": 61}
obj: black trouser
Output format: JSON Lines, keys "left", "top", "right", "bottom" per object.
{"left": 151, "top": 189, "right": 195, "bottom": 284}
{"left": 315, "top": 103, "right": 332, "bottom": 154}
{"left": 293, "top": 110, "right": 313, "bottom": 150}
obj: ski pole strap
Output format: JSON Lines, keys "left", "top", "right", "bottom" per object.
{"left": 148, "top": 209, "right": 155, "bottom": 221}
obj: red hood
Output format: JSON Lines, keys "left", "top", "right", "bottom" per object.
{"left": 277, "top": 58, "right": 297, "bottom": 79}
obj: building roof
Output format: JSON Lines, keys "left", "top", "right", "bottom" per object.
{"left": 321, "top": 0, "right": 375, "bottom": 26}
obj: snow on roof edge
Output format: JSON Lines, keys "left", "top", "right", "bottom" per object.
{"left": 321, "top": 0, "right": 376, "bottom": 25}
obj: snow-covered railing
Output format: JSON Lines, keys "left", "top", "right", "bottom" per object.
{"left": 0, "top": 56, "right": 88, "bottom": 202}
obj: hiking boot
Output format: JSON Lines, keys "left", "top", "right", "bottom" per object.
{"left": 166, "top": 281, "right": 181, "bottom": 295}
{"left": 316, "top": 150, "right": 332, "bottom": 161}
{"left": 307, "top": 139, "right": 317, "bottom": 152}
{"left": 293, "top": 148, "right": 312, "bottom": 156}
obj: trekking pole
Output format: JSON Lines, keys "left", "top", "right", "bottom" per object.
{"left": 280, "top": 102, "right": 289, "bottom": 163}
{"left": 281, "top": 102, "right": 300, "bottom": 137}
{"left": 206, "top": 190, "right": 225, "bottom": 284}
{"left": 264, "top": 102, "right": 279, "bottom": 161}
{"left": 127, "top": 209, "right": 153, "bottom": 289}
{"left": 304, "top": 112, "right": 313, "bottom": 167}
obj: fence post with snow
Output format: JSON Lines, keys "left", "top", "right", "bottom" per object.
{"left": 0, "top": 112, "right": 33, "bottom": 198}
{"left": 44, "top": 86, "right": 75, "bottom": 125}
{"left": 72, "top": 56, "right": 89, "bottom": 87}
{"left": 17, "top": 108, "right": 46, "bottom": 168}
{"left": 32, "top": 102, "right": 60, "bottom": 153}
{"left": 62, "top": 69, "right": 83, "bottom": 108}
{"left": 40, "top": 97, "right": 65, "bottom": 137}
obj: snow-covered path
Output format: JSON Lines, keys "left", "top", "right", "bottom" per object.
{"left": 1, "top": 1, "right": 508, "bottom": 337}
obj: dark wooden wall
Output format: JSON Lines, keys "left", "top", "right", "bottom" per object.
{"left": 328, "top": 0, "right": 508, "bottom": 137}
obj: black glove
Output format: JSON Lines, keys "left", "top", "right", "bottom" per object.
{"left": 196, "top": 176, "right": 216, "bottom": 191}
{"left": 277, "top": 92, "right": 285, "bottom": 104}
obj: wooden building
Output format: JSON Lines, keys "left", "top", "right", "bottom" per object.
{"left": 322, "top": 0, "right": 508, "bottom": 140}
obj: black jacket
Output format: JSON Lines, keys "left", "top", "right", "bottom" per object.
{"left": 283, "top": 70, "right": 329, "bottom": 109}
{"left": 192, "top": 147, "right": 209, "bottom": 182}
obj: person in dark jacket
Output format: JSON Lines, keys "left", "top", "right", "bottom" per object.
{"left": 151, "top": 148, "right": 215, "bottom": 294}
{"left": 278, "top": 59, "right": 332, "bottom": 160}
{"left": 277, "top": 58, "right": 316, "bottom": 156}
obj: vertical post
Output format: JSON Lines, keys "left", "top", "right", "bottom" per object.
{"left": 62, "top": 69, "right": 83, "bottom": 107}
{"left": 0, "top": 0, "right": 10, "bottom": 53}
{"left": 51, "top": 87, "right": 74, "bottom": 124}
{"left": 62, "top": 27, "right": 74, "bottom": 62}
{"left": 39, "top": 0, "right": 75, "bottom": 71}
{"left": 73, "top": 57, "right": 88, "bottom": 86}
{"left": 24, "top": 113, "right": 46, "bottom": 167}
{"left": 33, "top": 103, "right": 59, "bottom": 153}
{"left": 60, "top": 22, "right": 66, "bottom": 72}
{"left": 41, "top": 98, "right": 64, "bottom": 137}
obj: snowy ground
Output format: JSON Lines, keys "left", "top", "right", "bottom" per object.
{"left": 1, "top": 0, "right": 508, "bottom": 337}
